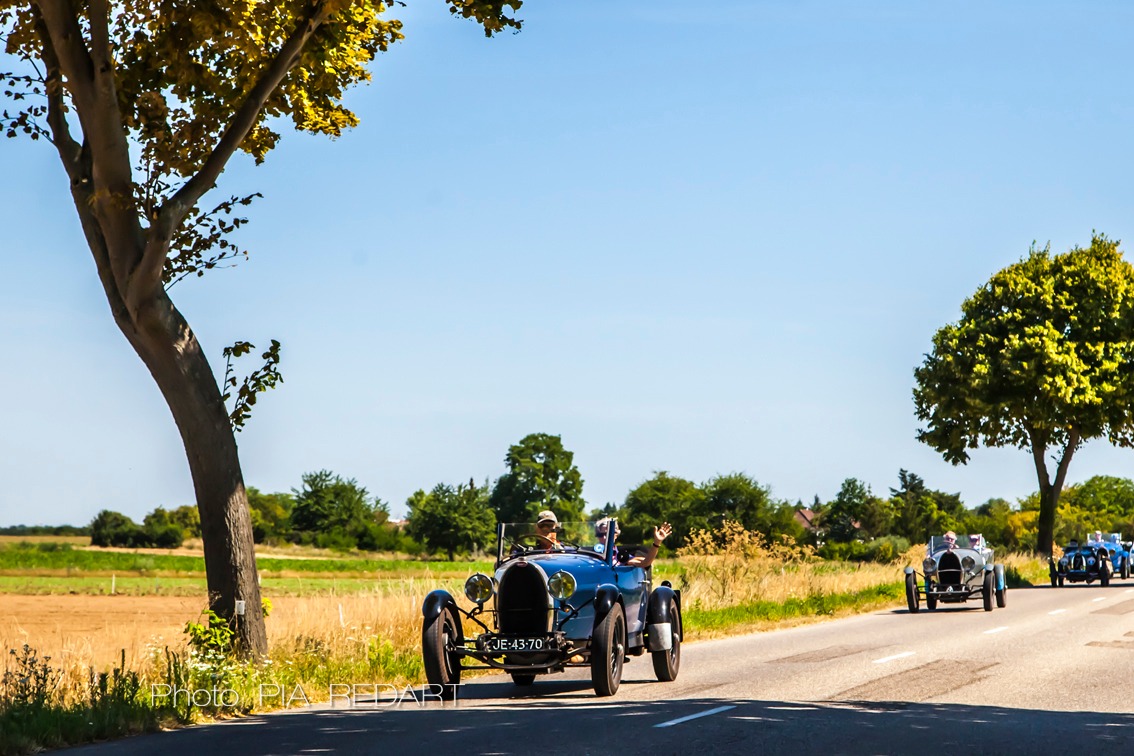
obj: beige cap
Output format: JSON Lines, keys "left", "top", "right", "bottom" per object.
{"left": 537, "top": 510, "right": 558, "bottom": 526}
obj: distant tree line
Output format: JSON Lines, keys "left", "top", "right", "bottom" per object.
{"left": 77, "top": 433, "right": 1134, "bottom": 561}
{"left": 0, "top": 524, "right": 89, "bottom": 536}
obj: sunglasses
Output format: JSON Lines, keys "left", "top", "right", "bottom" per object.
{"left": 537, "top": 522, "right": 555, "bottom": 530}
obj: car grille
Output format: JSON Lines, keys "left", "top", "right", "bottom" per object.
{"left": 937, "top": 551, "right": 962, "bottom": 587}
{"left": 1072, "top": 553, "right": 1086, "bottom": 571}
{"left": 498, "top": 562, "right": 550, "bottom": 635}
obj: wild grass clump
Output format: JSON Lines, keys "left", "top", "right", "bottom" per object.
{"left": 674, "top": 521, "right": 902, "bottom": 612}
{"left": 0, "top": 645, "right": 169, "bottom": 756}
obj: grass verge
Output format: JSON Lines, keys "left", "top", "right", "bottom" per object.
{"left": 683, "top": 582, "right": 904, "bottom": 637}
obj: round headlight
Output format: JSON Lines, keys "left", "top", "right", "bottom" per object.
{"left": 922, "top": 558, "right": 936, "bottom": 573}
{"left": 547, "top": 570, "right": 577, "bottom": 601}
{"left": 464, "top": 573, "right": 494, "bottom": 604}
{"left": 961, "top": 555, "right": 976, "bottom": 571}
{"left": 1088, "top": 557, "right": 1096, "bottom": 566}
{"left": 1059, "top": 558, "right": 1068, "bottom": 567}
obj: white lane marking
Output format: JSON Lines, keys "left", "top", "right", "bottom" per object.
{"left": 766, "top": 706, "right": 819, "bottom": 711}
{"left": 1049, "top": 609, "right": 1067, "bottom": 615}
{"left": 873, "top": 651, "right": 915, "bottom": 664}
{"left": 1093, "top": 597, "right": 1108, "bottom": 602}
{"left": 654, "top": 705, "right": 738, "bottom": 728}
{"left": 984, "top": 626, "right": 1009, "bottom": 634}
{"left": 1125, "top": 589, "right": 1134, "bottom": 594}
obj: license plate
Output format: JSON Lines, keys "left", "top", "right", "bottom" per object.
{"left": 487, "top": 636, "right": 547, "bottom": 652}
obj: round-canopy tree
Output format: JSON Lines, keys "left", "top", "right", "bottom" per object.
{"left": 913, "top": 235, "right": 1134, "bottom": 556}
{"left": 1, "top": 0, "right": 526, "bottom": 655}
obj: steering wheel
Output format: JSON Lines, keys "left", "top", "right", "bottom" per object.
{"left": 510, "top": 534, "right": 562, "bottom": 552}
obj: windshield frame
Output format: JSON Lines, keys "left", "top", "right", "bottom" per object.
{"left": 495, "top": 521, "right": 616, "bottom": 567}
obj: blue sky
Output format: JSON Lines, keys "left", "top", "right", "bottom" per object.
{"left": 3, "top": 0, "right": 1134, "bottom": 525}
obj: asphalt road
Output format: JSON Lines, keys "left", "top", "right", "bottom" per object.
{"left": 65, "top": 582, "right": 1134, "bottom": 755}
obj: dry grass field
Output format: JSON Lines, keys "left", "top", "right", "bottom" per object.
{"left": 0, "top": 536, "right": 89, "bottom": 546}
{"left": 0, "top": 589, "right": 429, "bottom": 678}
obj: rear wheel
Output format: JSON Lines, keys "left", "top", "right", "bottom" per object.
{"left": 982, "top": 571, "right": 995, "bottom": 611}
{"left": 591, "top": 604, "right": 626, "bottom": 697}
{"left": 1122, "top": 557, "right": 1130, "bottom": 580}
{"left": 422, "top": 609, "right": 462, "bottom": 699}
{"left": 651, "top": 600, "right": 681, "bottom": 682}
{"left": 905, "top": 573, "right": 920, "bottom": 613}
{"left": 511, "top": 673, "right": 536, "bottom": 687}
{"left": 994, "top": 564, "right": 1007, "bottom": 608}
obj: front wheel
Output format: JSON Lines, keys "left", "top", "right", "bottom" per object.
{"left": 651, "top": 600, "right": 681, "bottom": 682}
{"left": 591, "top": 604, "right": 626, "bottom": 697}
{"left": 422, "top": 609, "right": 462, "bottom": 699}
{"left": 1122, "top": 557, "right": 1130, "bottom": 580}
{"left": 905, "top": 573, "right": 920, "bottom": 613}
{"left": 925, "top": 580, "right": 937, "bottom": 611}
{"left": 1101, "top": 561, "right": 1111, "bottom": 587}
{"left": 1058, "top": 575, "right": 1064, "bottom": 587}
{"left": 982, "top": 571, "right": 995, "bottom": 611}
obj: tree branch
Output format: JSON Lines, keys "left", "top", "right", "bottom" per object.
{"left": 32, "top": 1, "right": 95, "bottom": 107}
{"left": 37, "top": 0, "right": 144, "bottom": 307}
{"left": 1051, "top": 425, "right": 1081, "bottom": 495}
{"left": 152, "top": 1, "right": 335, "bottom": 250}
{"left": 1026, "top": 424, "right": 1051, "bottom": 494}
{"left": 33, "top": 9, "right": 82, "bottom": 183}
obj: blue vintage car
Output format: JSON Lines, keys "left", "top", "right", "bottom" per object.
{"left": 1051, "top": 538, "right": 1114, "bottom": 586}
{"left": 421, "top": 520, "right": 682, "bottom": 697}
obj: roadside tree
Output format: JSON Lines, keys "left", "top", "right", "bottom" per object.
{"left": 701, "top": 473, "right": 803, "bottom": 542}
{"left": 622, "top": 471, "right": 706, "bottom": 548}
{"left": 1, "top": 0, "right": 528, "bottom": 655}
{"left": 406, "top": 479, "right": 496, "bottom": 561}
{"left": 914, "top": 235, "right": 1134, "bottom": 555}
{"left": 489, "top": 433, "right": 586, "bottom": 524}
{"left": 290, "top": 470, "right": 387, "bottom": 550}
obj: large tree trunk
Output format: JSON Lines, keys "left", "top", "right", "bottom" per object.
{"left": 1035, "top": 481, "right": 1056, "bottom": 558}
{"left": 123, "top": 287, "right": 268, "bottom": 656}
{"left": 1030, "top": 428, "right": 1079, "bottom": 558}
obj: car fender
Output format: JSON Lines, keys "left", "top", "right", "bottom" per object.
{"left": 423, "top": 589, "right": 459, "bottom": 623}
{"left": 593, "top": 584, "right": 622, "bottom": 629}
{"left": 903, "top": 566, "right": 915, "bottom": 575}
{"left": 646, "top": 585, "right": 679, "bottom": 651}
{"left": 993, "top": 563, "right": 1006, "bottom": 590}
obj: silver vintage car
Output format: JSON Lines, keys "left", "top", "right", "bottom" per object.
{"left": 905, "top": 533, "right": 1006, "bottom": 612}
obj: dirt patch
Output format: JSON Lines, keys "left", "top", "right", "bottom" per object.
{"left": 0, "top": 594, "right": 204, "bottom": 670}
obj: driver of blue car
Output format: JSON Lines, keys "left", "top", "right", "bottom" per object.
{"left": 534, "top": 510, "right": 563, "bottom": 550}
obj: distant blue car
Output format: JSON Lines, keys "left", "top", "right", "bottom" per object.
{"left": 421, "top": 520, "right": 682, "bottom": 697}
{"left": 1051, "top": 538, "right": 1115, "bottom": 586}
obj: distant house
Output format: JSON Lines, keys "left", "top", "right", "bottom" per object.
{"left": 794, "top": 508, "right": 818, "bottom": 532}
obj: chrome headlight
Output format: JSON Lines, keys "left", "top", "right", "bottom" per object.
{"left": 464, "top": 573, "right": 494, "bottom": 604}
{"left": 1088, "top": 557, "right": 1096, "bottom": 566}
{"left": 1059, "top": 558, "right": 1068, "bottom": 567}
{"left": 547, "top": 570, "right": 577, "bottom": 600}
{"left": 922, "top": 558, "right": 936, "bottom": 574}
{"left": 961, "top": 555, "right": 976, "bottom": 572}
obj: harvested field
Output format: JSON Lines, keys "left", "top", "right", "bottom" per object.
{"left": 0, "top": 590, "right": 429, "bottom": 675}
{"left": 0, "top": 594, "right": 203, "bottom": 671}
